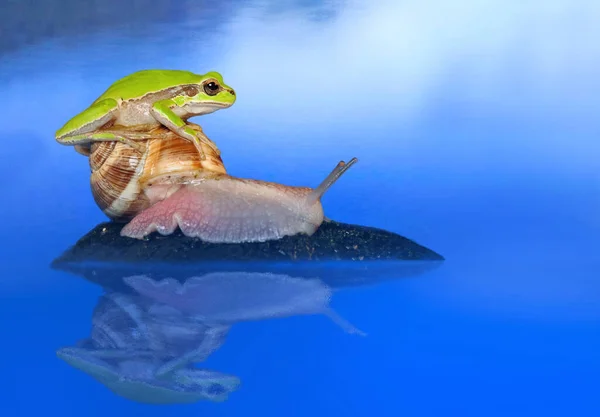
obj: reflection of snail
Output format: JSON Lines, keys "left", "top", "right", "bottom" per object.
{"left": 124, "top": 272, "right": 366, "bottom": 336}
{"left": 82, "top": 122, "right": 358, "bottom": 243}
{"left": 56, "top": 269, "right": 364, "bottom": 405}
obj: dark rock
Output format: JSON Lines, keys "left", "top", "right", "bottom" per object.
{"left": 52, "top": 258, "right": 444, "bottom": 293}
{"left": 51, "top": 220, "right": 445, "bottom": 291}
{"left": 52, "top": 219, "right": 444, "bottom": 265}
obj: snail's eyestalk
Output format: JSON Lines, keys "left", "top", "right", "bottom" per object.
{"left": 306, "top": 157, "right": 358, "bottom": 206}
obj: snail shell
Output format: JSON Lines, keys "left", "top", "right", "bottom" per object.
{"left": 88, "top": 123, "right": 225, "bottom": 222}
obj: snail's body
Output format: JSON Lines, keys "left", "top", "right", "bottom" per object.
{"left": 119, "top": 175, "right": 325, "bottom": 243}
{"left": 87, "top": 123, "right": 358, "bottom": 243}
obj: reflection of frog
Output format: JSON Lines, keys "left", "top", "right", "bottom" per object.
{"left": 57, "top": 347, "right": 238, "bottom": 404}
{"left": 56, "top": 292, "right": 239, "bottom": 404}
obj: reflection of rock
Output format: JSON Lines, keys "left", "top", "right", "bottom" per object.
{"left": 52, "top": 220, "right": 444, "bottom": 265}
{"left": 52, "top": 258, "right": 444, "bottom": 294}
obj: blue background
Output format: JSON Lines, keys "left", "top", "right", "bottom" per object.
{"left": 0, "top": 0, "right": 599, "bottom": 415}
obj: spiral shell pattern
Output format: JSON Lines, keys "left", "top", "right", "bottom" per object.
{"left": 89, "top": 125, "right": 226, "bottom": 222}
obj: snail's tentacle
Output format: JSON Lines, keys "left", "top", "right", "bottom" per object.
{"left": 306, "top": 157, "right": 358, "bottom": 205}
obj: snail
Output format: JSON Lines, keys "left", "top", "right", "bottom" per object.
{"left": 83, "top": 122, "right": 358, "bottom": 243}
{"left": 88, "top": 123, "right": 225, "bottom": 222}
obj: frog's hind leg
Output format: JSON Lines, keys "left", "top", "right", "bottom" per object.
{"left": 58, "top": 131, "right": 147, "bottom": 153}
{"left": 56, "top": 98, "right": 119, "bottom": 142}
{"left": 56, "top": 98, "right": 145, "bottom": 153}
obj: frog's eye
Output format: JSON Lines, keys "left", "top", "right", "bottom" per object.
{"left": 182, "top": 85, "right": 199, "bottom": 97}
{"left": 203, "top": 80, "right": 220, "bottom": 96}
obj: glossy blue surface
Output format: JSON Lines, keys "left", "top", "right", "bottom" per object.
{"left": 1, "top": 1, "right": 599, "bottom": 415}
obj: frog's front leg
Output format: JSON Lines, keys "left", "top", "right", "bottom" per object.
{"left": 56, "top": 98, "right": 145, "bottom": 153}
{"left": 150, "top": 99, "right": 208, "bottom": 160}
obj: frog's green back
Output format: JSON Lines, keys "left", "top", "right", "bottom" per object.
{"left": 94, "top": 69, "right": 204, "bottom": 102}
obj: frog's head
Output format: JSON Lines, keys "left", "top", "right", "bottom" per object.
{"left": 176, "top": 71, "right": 236, "bottom": 116}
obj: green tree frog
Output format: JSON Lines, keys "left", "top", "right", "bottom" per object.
{"left": 55, "top": 69, "right": 236, "bottom": 160}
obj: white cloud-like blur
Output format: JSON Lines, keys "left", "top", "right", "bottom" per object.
{"left": 212, "top": 0, "right": 600, "bottom": 126}
{"left": 1, "top": 0, "right": 599, "bottom": 164}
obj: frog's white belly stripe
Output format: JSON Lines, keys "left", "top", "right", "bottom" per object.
{"left": 115, "top": 100, "right": 159, "bottom": 126}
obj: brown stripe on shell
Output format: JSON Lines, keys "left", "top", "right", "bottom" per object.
{"left": 89, "top": 141, "right": 116, "bottom": 171}
{"left": 90, "top": 141, "right": 150, "bottom": 222}
{"left": 139, "top": 136, "right": 226, "bottom": 187}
